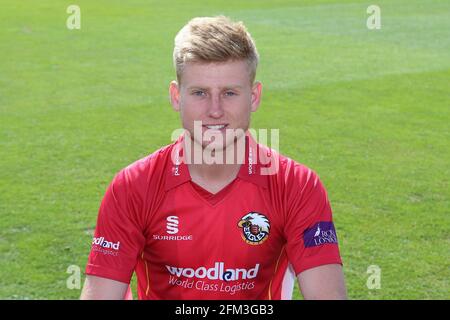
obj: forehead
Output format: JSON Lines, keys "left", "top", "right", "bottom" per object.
{"left": 179, "top": 60, "right": 251, "bottom": 88}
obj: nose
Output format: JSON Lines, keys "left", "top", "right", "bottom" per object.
{"left": 207, "top": 94, "right": 224, "bottom": 119}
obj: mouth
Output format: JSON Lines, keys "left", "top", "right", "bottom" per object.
{"left": 203, "top": 124, "right": 228, "bottom": 131}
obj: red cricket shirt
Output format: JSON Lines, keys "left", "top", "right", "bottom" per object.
{"left": 85, "top": 133, "right": 342, "bottom": 299}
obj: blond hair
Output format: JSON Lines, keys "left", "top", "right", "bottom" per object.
{"left": 173, "top": 16, "right": 259, "bottom": 84}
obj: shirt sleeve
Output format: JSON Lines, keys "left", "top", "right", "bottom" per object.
{"left": 85, "top": 168, "right": 146, "bottom": 284}
{"left": 284, "top": 163, "right": 343, "bottom": 276}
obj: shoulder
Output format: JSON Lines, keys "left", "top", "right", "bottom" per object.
{"left": 111, "top": 142, "right": 176, "bottom": 190}
{"left": 261, "top": 145, "right": 320, "bottom": 191}
{"left": 282, "top": 156, "right": 321, "bottom": 191}
{"left": 263, "top": 148, "right": 331, "bottom": 219}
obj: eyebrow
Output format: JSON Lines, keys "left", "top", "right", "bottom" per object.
{"left": 187, "top": 85, "right": 244, "bottom": 91}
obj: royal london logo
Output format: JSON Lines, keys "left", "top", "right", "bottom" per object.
{"left": 238, "top": 212, "right": 270, "bottom": 245}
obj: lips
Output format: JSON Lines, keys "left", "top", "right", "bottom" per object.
{"left": 203, "top": 124, "right": 228, "bottom": 130}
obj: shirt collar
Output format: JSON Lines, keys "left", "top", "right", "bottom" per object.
{"left": 164, "top": 131, "right": 270, "bottom": 191}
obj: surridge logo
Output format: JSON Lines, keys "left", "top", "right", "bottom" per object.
{"left": 166, "top": 216, "right": 179, "bottom": 234}
{"left": 238, "top": 212, "right": 270, "bottom": 245}
{"left": 165, "top": 262, "right": 259, "bottom": 281}
{"left": 92, "top": 236, "right": 120, "bottom": 250}
{"left": 152, "top": 215, "right": 193, "bottom": 241}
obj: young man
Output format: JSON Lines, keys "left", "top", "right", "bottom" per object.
{"left": 81, "top": 16, "right": 347, "bottom": 300}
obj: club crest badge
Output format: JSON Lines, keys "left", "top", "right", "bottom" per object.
{"left": 238, "top": 212, "right": 270, "bottom": 245}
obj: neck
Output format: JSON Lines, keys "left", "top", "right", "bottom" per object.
{"left": 188, "top": 162, "right": 241, "bottom": 183}
{"left": 183, "top": 135, "right": 246, "bottom": 191}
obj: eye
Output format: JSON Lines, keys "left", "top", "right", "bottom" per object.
{"left": 224, "top": 91, "right": 237, "bottom": 97}
{"left": 192, "top": 90, "right": 206, "bottom": 97}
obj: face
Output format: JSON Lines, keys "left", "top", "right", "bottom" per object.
{"left": 169, "top": 60, "right": 262, "bottom": 151}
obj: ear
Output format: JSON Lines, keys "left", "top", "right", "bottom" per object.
{"left": 169, "top": 80, "right": 181, "bottom": 112}
{"left": 250, "top": 81, "right": 262, "bottom": 112}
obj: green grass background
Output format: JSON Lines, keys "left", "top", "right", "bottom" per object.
{"left": 0, "top": 0, "right": 448, "bottom": 299}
